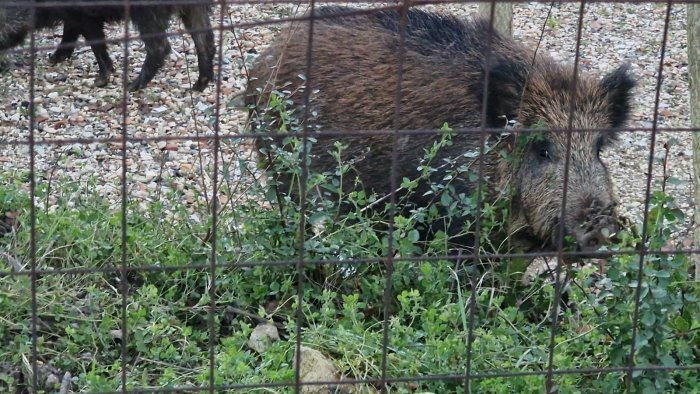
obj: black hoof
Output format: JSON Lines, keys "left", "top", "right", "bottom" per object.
{"left": 127, "top": 79, "right": 146, "bottom": 92}
{"left": 191, "top": 76, "right": 212, "bottom": 92}
{"left": 94, "top": 75, "right": 109, "bottom": 87}
{"left": 48, "top": 51, "right": 72, "bottom": 65}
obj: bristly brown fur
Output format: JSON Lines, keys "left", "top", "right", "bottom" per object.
{"left": 246, "top": 6, "right": 635, "bottom": 253}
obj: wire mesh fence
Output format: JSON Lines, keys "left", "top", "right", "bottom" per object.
{"left": 0, "top": 0, "right": 698, "bottom": 393}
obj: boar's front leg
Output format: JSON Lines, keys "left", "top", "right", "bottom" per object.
{"left": 48, "top": 20, "right": 81, "bottom": 64}
{"left": 81, "top": 19, "right": 114, "bottom": 87}
{"left": 49, "top": 17, "right": 114, "bottom": 87}
{"left": 128, "top": 12, "right": 171, "bottom": 91}
{"left": 179, "top": 5, "right": 214, "bottom": 91}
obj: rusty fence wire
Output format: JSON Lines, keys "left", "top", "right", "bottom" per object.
{"left": 0, "top": 0, "right": 699, "bottom": 393}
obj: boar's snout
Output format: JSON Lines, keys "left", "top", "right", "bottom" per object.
{"left": 551, "top": 199, "right": 620, "bottom": 255}
{"left": 571, "top": 200, "right": 620, "bottom": 254}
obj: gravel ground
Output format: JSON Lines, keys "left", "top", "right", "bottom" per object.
{"left": 0, "top": 2, "right": 695, "bottom": 245}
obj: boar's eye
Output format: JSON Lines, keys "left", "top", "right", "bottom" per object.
{"left": 533, "top": 140, "right": 551, "bottom": 161}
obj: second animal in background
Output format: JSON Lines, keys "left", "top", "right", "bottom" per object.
{"left": 0, "top": 0, "right": 215, "bottom": 91}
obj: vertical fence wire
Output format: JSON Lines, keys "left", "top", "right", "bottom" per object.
{"left": 119, "top": 0, "right": 131, "bottom": 392}
{"left": 206, "top": 0, "right": 228, "bottom": 391}
{"left": 295, "top": 1, "right": 316, "bottom": 392}
{"left": 378, "top": 1, "right": 410, "bottom": 392}
{"left": 464, "top": 1, "right": 499, "bottom": 392}
{"left": 27, "top": 0, "right": 39, "bottom": 392}
{"left": 545, "top": 1, "right": 587, "bottom": 391}
{"left": 626, "top": 1, "right": 674, "bottom": 391}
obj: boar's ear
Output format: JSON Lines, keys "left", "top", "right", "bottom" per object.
{"left": 481, "top": 54, "right": 528, "bottom": 129}
{"left": 600, "top": 64, "right": 635, "bottom": 129}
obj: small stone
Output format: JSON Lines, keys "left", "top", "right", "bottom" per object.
{"left": 294, "top": 346, "right": 339, "bottom": 394}
{"left": 133, "top": 190, "right": 149, "bottom": 200}
{"left": 247, "top": 323, "right": 279, "bottom": 353}
{"left": 44, "top": 373, "right": 60, "bottom": 388}
{"left": 144, "top": 170, "right": 159, "bottom": 182}
{"left": 179, "top": 163, "right": 193, "bottom": 174}
{"left": 36, "top": 107, "right": 50, "bottom": 118}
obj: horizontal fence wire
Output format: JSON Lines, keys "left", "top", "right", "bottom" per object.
{"left": 0, "top": 127, "right": 697, "bottom": 149}
{"left": 3, "top": 0, "right": 700, "bottom": 7}
{"left": 0, "top": 0, "right": 698, "bottom": 393}
{"left": 3, "top": 247, "right": 700, "bottom": 277}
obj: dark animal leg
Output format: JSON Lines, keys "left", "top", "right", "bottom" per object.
{"left": 49, "top": 21, "right": 81, "bottom": 64}
{"left": 81, "top": 20, "right": 114, "bottom": 87}
{"left": 128, "top": 14, "right": 171, "bottom": 91}
{"left": 0, "top": 32, "right": 28, "bottom": 51}
{"left": 179, "top": 5, "right": 215, "bottom": 91}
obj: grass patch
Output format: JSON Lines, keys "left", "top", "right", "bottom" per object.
{"left": 0, "top": 134, "right": 698, "bottom": 392}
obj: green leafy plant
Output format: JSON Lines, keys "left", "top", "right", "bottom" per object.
{"left": 591, "top": 141, "right": 700, "bottom": 393}
{"left": 0, "top": 94, "right": 697, "bottom": 393}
